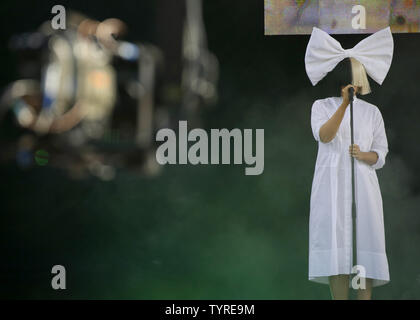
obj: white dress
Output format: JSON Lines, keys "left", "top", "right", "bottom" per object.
{"left": 309, "top": 95, "right": 389, "bottom": 287}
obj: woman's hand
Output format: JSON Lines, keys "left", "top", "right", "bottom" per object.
{"left": 341, "top": 84, "right": 357, "bottom": 107}
{"left": 349, "top": 144, "right": 364, "bottom": 161}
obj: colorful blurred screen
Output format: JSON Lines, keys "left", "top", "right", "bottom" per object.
{"left": 265, "top": 0, "right": 420, "bottom": 34}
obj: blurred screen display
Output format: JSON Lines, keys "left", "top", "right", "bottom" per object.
{"left": 265, "top": 0, "right": 420, "bottom": 34}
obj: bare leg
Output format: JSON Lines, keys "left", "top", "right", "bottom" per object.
{"left": 329, "top": 274, "right": 350, "bottom": 300}
{"left": 356, "top": 278, "right": 373, "bottom": 300}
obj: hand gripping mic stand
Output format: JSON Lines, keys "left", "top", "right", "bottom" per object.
{"left": 349, "top": 87, "right": 357, "bottom": 271}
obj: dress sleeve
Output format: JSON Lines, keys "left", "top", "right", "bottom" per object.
{"left": 370, "top": 109, "right": 388, "bottom": 170}
{"left": 311, "top": 99, "right": 332, "bottom": 143}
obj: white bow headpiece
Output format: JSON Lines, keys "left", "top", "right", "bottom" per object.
{"left": 305, "top": 27, "right": 394, "bottom": 86}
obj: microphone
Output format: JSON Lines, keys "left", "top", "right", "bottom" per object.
{"left": 348, "top": 86, "right": 354, "bottom": 102}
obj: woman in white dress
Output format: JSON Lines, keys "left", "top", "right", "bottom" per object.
{"left": 305, "top": 26, "right": 394, "bottom": 300}
{"left": 309, "top": 80, "right": 389, "bottom": 300}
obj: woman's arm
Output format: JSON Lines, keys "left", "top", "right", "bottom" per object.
{"left": 360, "top": 151, "right": 379, "bottom": 166}
{"left": 318, "top": 84, "right": 355, "bottom": 143}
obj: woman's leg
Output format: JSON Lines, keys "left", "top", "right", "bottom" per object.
{"left": 329, "top": 275, "right": 350, "bottom": 300}
{"left": 356, "top": 278, "right": 373, "bottom": 300}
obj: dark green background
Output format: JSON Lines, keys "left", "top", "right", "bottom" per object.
{"left": 0, "top": 0, "right": 419, "bottom": 299}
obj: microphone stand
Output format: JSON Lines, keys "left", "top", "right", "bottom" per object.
{"left": 349, "top": 87, "right": 357, "bottom": 271}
